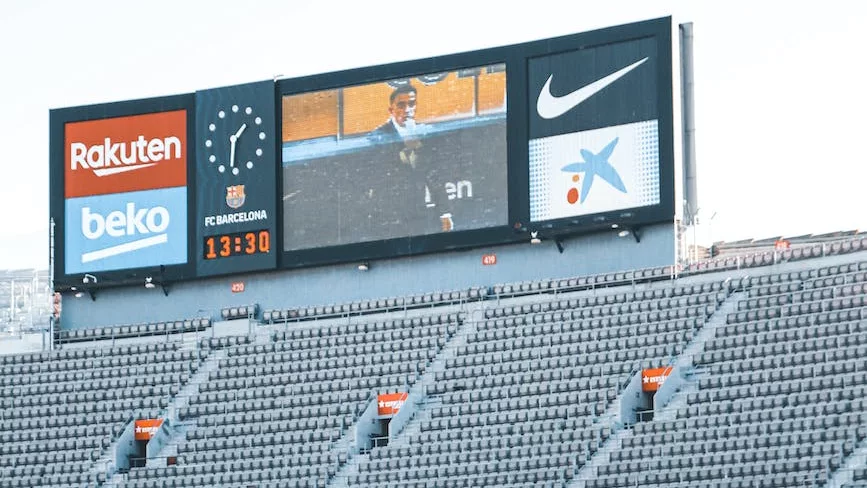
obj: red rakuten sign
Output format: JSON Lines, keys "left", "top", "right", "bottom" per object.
{"left": 377, "top": 392, "right": 407, "bottom": 416}
{"left": 65, "top": 110, "right": 187, "bottom": 198}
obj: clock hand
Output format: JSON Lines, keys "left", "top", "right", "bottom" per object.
{"left": 229, "top": 137, "right": 236, "bottom": 168}
{"left": 233, "top": 123, "right": 247, "bottom": 139}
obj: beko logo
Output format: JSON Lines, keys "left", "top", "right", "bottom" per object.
{"left": 69, "top": 135, "right": 182, "bottom": 177}
{"left": 80, "top": 203, "right": 171, "bottom": 263}
{"left": 536, "top": 57, "right": 648, "bottom": 120}
{"left": 64, "top": 186, "right": 187, "bottom": 274}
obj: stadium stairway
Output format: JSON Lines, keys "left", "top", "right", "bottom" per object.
{"left": 568, "top": 289, "right": 743, "bottom": 488}
{"left": 349, "top": 274, "right": 731, "bottom": 487}
{"left": 827, "top": 437, "right": 867, "bottom": 488}
{"left": 326, "top": 304, "right": 482, "bottom": 488}
{"left": 97, "top": 346, "right": 222, "bottom": 486}
{"left": 87, "top": 424, "right": 130, "bottom": 486}
{"left": 582, "top": 257, "right": 867, "bottom": 488}
{"left": 650, "top": 297, "right": 742, "bottom": 425}
{"left": 166, "top": 348, "right": 228, "bottom": 424}
{"left": 117, "top": 310, "right": 462, "bottom": 488}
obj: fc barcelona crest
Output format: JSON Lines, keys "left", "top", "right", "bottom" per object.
{"left": 226, "top": 185, "right": 246, "bottom": 209}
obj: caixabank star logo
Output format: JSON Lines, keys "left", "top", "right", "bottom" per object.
{"left": 560, "top": 137, "right": 626, "bottom": 206}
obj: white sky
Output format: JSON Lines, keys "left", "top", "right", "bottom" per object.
{"left": 1, "top": 0, "right": 865, "bottom": 270}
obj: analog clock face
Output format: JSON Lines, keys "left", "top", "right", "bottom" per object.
{"left": 203, "top": 104, "right": 268, "bottom": 176}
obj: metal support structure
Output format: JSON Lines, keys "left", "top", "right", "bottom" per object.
{"left": 679, "top": 22, "right": 698, "bottom": 226}
{"left": 48, "top": 218, "right": 56, "bottom": 351}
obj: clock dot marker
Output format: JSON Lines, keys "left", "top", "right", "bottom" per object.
{"left": 232, "top": 105, "right": 239, "bottom": 113}
{"left": 209, "top": 123, "right": 216, "bottom": 132}
{"left": 205, "top": 139, "right": 212, "bottom": 148}
{"left": 246, "top": 161, "right": 253, "bottom": 169}
{"left": 245, "top": 107, "right": 252, "bottom": 115}
{"left": 255, "top": 117, "right": 262, "bottom": 125}
{"left": 209, "top": 155, "right": 216, "bottom": 163}
{"left": 259, "top": 132, "right": 266, "bottom": 140}
{"left": 232, "top": 167, "right": 240, "bottom": 175}
{"left": 218, "top": 165, "right": 225, "bottom": 173}
{"left": 256, "top": 148, "right": 263, "bottom": 157}
{"left": 218, "top": 110, "right": 225, "bottom": 119}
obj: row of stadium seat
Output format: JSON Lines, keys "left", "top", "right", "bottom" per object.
{"left": 0, "top": 341, "right": 182, "bottom": 365}
{"left": 738, "top": 278, "right": 867, "bottom": 311}
{"left": 263, "top": 288, "right": 482, "bottom": 324}
{"left": 683, "top": 236, "right": 867, "bottom": 275}
{"left": 219, "top": 304, "right": 257, "bottom": 320}
{"left": 272, "top": 313, "right": 459, "bottom": 340}
{"left": 54, "top": 318, "right": 211, "bottom": 344}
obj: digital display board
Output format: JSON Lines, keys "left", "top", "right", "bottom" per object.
{"left": 280, "top": 64, "right": 508, "bottom": 252}
{"left": 49, "top": 17, "right": 674, "bottom": 291}
{"left": 194, "top": 80, "right": 278, "bottom": 277}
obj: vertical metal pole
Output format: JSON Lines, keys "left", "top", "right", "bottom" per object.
{"left": 48, "top": 218, "right": 55, "bottom": 351}
{"left": 680, "top": 23, "right": 698, "bottom": 226}
{"left": 10, "top": 279, "right": 16, "bottom": 325}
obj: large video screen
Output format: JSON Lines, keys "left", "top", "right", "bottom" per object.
{"left": 281, "top": 64, "right": 508, "bottom": 251}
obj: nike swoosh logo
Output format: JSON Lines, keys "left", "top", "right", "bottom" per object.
{"left": 536, "top": 57, "right": 649, "bottom": 120}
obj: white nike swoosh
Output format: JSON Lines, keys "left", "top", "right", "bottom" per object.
{"left": 92, "top": 163, "right": 157, "bottom": 177}
{"left": 536, "top": 57, "right": 649, "bottom": 120}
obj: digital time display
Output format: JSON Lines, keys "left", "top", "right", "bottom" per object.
{"left": 204, "top": 230, "right": 271, "bottom": 260}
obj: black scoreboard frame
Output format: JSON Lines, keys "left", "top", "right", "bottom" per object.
{"left": 48, "top": 16, "right": 674, "bottom": 291}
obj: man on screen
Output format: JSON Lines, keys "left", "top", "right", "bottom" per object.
{"left": 369, "top": 84, "right": 425, "bottom": 165}
{"left": 368, "top": 84, "right": 455, "bottom": 232}
{"left": 370, "top": 84, "right": 418, "bottom": 137}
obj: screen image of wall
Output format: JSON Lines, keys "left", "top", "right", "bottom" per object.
{"left": 281, "top": 64, "right": 508, "bottom": 252}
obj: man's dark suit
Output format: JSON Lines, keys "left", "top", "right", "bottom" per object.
{"left": 368, "top": 120, "right": 400, "bottom": 143}
{"left": 362, "top": 119, "right": 448, "bottom": 236}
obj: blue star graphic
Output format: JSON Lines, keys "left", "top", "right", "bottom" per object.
{"left": 560, "top": 137, "right": 627, "bottom": 203}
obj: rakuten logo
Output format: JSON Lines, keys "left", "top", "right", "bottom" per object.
{"left": 80, "top": 204, "right": 170, "bottom": 263}
{"left": 64, "top": 110, "right": 187, "bottom": 199}
{"left": 70, "top": 136, "right": 182, "bottom": 177}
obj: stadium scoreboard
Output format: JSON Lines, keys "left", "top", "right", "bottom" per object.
{"left": 49, "top": 16, "right": 674, "bottom": 289}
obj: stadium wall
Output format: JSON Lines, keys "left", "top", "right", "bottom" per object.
{"left": 58, "top": 223, "right": 674, "bottom": 330}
